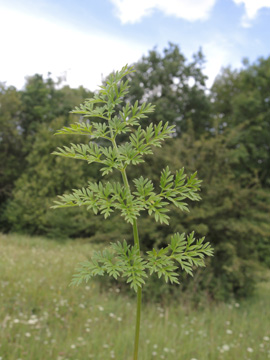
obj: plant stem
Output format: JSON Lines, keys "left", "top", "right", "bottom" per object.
{"left": 121, "top": 169, "right": 142, "bottom": 360}
{"left": 111, "top": 128, "right": 143, "bottom": 360}
{"left": 133, "top": 286, "right": 142, "bottom": 360}
{"left": 132, "top": 218, "right": 142, "bottom": 360}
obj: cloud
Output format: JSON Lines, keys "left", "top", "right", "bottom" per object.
{"left": 233, "top": 0, "right": 270, "bottom": 27}
{"left": 110, "top": 0, "right": 216, "bottom": 24}
{"left": 203, "top": 38, "right": 242, "bottom": 87}
{"left": 0, "top": 6, "right": 148, "bottom": 90}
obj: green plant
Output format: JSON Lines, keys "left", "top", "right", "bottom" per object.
{"left": 52, "top": 65, "right": 214, "bottom": 360}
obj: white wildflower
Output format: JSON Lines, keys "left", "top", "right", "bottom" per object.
{"left": 222, "top": 344, "right": 230, "bottom": 351}
{"left": 247, "top": 347, "right": 254, "bottom": 353}
{"left": 25, "top": 332, "right": 31, "bottom": 337}
{"left": 264, "top": 336, "right": 270, "bottom": 341}
{"left": 71, "top": 344, "right": 76, "bottom": 349}
{"left": 226, "top": 329, "right": 233, "bottom": 334}
{"left": 98, "top": 306, "right": 104, "bottom": 311}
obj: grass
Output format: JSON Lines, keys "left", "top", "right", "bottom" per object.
{"left": 0, "top": 233, "right": 270, "bottom": 360}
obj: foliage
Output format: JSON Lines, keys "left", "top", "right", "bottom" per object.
{"left": 52, "top": 65, "right": 213, "bottom": 298}
{"left": 124, "top": 43, "right": 212, "bottom": 137}
{"left": 71, "top": 232, "right": 213, "bottom": 291}
{"left": 0, "top": 84, "right": 23, "bottom": 230}
{"left": 211, "top": 57, "right": 270, "bottom": 187}
{"left": 1, "top": 43, "right": 270, "bottom": 303}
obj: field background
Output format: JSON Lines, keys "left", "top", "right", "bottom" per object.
{"left": 1, "top": 233, "right": 270, "bottom": 360}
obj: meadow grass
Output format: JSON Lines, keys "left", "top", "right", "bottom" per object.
{"left": 0, "top": 233, "right": 270, "bottom": 360}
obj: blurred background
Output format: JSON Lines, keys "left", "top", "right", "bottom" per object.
{"left": 1, "top": 1, "right": 270, "bottom": 359}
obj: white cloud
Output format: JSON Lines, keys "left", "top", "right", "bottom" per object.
{"left": 110, "top": 0, "right": 216, "bottom": 24}
{"left": 233, "top": 0, "right": 270, "bottom": 27}
{"left": 203, "top": 38, "right": 242, "bottom": 87}
{"left": 0, "top": 6, "right": 148, "bottom": 90}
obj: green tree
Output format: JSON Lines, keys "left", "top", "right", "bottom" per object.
{"left": 125, "top": 43, "right": 212, "bottom": 137}
{"left": 0, "top": 84, "right": 23, "bottom": 230}
{"left": 211, "top": 57, "right": 270, "bottom": 187}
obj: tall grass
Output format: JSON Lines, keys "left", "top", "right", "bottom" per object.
{"left": 1, "top": 233, "right": 269, "bottom": 360}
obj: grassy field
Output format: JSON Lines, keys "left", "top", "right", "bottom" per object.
{"left": 1, "top": 233, "right": 270, "bottom": 360}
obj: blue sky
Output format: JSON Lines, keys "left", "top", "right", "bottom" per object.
{"left": 0, "top": 0, "right": 269, "bottom": 90}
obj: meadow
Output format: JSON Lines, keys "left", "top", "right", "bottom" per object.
{"left": 1, "top": 233, "right": 270, "bottom": 360}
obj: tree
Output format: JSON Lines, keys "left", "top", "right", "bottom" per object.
{"left": 211, "top": 57, "right": 270, "bottom": 187}
{"left": 0, "top": 84, "right": 23, "bottom": 230}
{"left": 125, "top": 43, "right": 212, "bottom": 137}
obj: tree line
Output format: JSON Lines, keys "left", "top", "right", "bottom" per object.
{"left": 1, "top": 43, "right": 269, "bottom": 301}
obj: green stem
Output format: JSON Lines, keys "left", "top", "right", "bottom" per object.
{"left": 110, "top": 128, "right": 142, "bottom": 360}
{"left": 121, "top": 169, "right": 142, "bottom": 360}
{"left": 133, "top": 286, "right": 142, "bottom": 360}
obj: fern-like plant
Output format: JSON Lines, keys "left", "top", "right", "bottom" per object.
{"left": 52, "top": 65, "right": 213, "bottom": 360}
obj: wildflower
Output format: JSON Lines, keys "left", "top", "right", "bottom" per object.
{"left": 71, "top": 344, "right": 76, "bottom": 349}
{"left": 109, "top": 313, "right": 115, "bottom": 318}
{"left": 25, "top": 332, "right": 31, "bottom": 337}
{"left": 264, "top": 336, "right": 270, "bottom": 341}
{"left": 247, "top": 347, "right": 254, "bottom": 353}
{"left": 226, "top": 329, "right": 233, "bottom": 334}
{"left": 13, "top": 319, "right": 20, "bottom": 323}
{"left": 117, "top": 317, "right": 122, "bottom": 322}
{"left": 222, "top": 344, "right": 230, "bottom": 351}
{"left": 152, "top": 352, "right": 157, "bottom": 356}
{"left": 163, "top": 348, "right": 169, "bottom": 352}
{"left": 153, "top": 344, "right": 158, "bottom": 349}
{"left": 235, "top": 302, "right": 240, "bottom": 307}
{"left": 98, "top": 306, "right": 104, "bottom": 311}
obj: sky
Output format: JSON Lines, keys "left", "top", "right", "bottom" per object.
{"left": 0, "top": 0, "right": 270, "bottom": 91}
